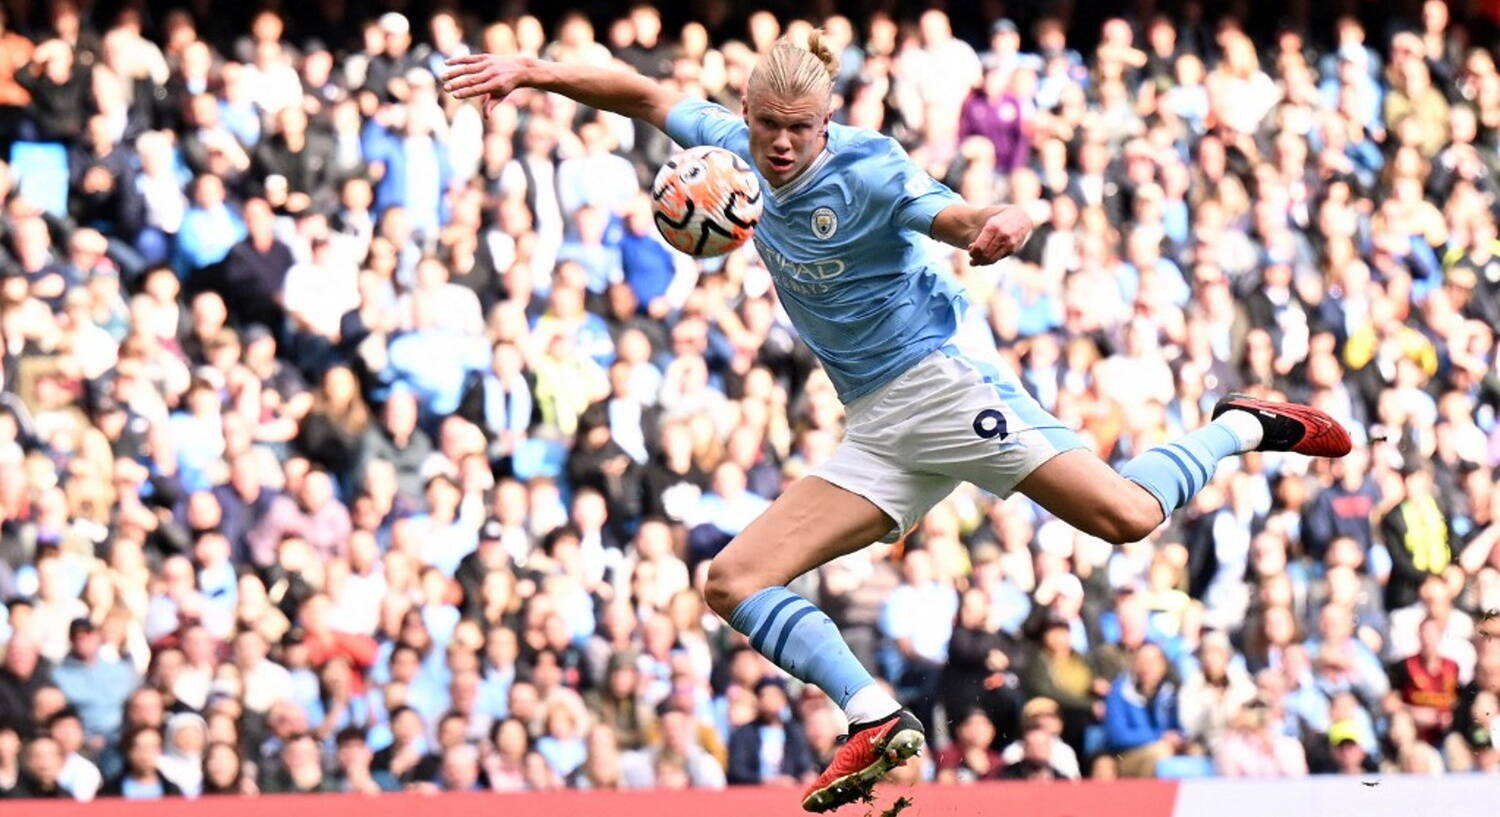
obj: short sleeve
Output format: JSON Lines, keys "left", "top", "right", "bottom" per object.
{"left": 883, "top": 144, "right": 964, "bottom": 235}
{"left": 664, "top": 98, "right": 749, "bottom": 151}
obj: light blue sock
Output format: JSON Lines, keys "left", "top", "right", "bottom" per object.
{"left": 729, "top": 586, "right": 875, "bottom": 708}
{"left": 1120, "top": 422, "right": 1242, "bottom": 516}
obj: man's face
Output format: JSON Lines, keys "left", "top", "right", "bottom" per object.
{"left": 337, "top": 739, "right": 371, "bottom": 771}
{"left": 70, "top": 627, "right": 100, "bottom": 662}
{"left": 3, "top": 636, "right": 38, "bottom": 676}
{"left": 744, "top": 91, "right": 828, "bottom": 188}
{"left": 25, "top": 738, "right": 63, "bottom": 785}
{"left": 1022, "top": 728, "right": 1051, "bottom": 764}
{"left": 50, "top": 715, "right": 83, "bottom": 753}
{"left": 756, "top": 685, "right": 788, "bottom": 722}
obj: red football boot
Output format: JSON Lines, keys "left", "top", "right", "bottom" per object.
{"left": 1211, "top": 394, "right": 1352, "bottom": 458}
{"left": 801, "top": 709, "right": 925, "bottom": 813}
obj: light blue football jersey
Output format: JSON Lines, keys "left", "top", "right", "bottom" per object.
{"left": 665, "top": 99, "right": 967, "bottom": 403}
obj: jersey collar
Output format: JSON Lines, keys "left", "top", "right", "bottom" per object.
{"left": 769, "top": 147, "right": 834, "bottom": 203}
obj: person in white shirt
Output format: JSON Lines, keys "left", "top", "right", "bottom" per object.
{"left": 283, "top": 234, "right": 360, "bottom": 342}
{"left": 399, "top": 256, "right": 485, "bottom": 336}
{"left": 233, "top": 629, "right": 294, "bottom": 714}
{"left": 49, "top": 708, "right": 102, "bottom": 801}
{"left": 999, "top": 697, "right": 1081, "bottom": 779}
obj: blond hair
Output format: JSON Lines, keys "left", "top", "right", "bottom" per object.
{"left": 747, "top": 28, "right": 840, "bottom": 102}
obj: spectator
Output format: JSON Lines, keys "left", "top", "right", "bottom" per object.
{"left": 934, "top": 708, "right": 1004, "bottom": 782}
{"left": 199, "top": 741, "right": 251, "bottom": 796}
{"left": 1213, "top": 699, "right": 1308, "bottom": 777}
{"left": 1103, "top": 643, "right": 1183, "bottom": 777}
{"left": 1021, "top": 615, "right": 1096, "bottom": 756}
{"left": 0, "top": 634, "right": 49, "bottom": 735}
{"left": 999, "top": 697, "right": 1080, "bottom": 779}
{"left": 1178, "top": 630, "right": 1257, "bottom": 751}
{"left": 218, "top": 198, "right": 294, "bottom": 332}
{"left": 260, "top": 732, "right": 335, "bottom": 794}
{"left": 15, "top": 735, "right": 71, "bottom": 799}
{"left": 879, "top": 548, "right": 958, "bottom": 733}
{"left": 1382, "top": 465, "right": 1454, "bottom": 610}
{"left": 943, "top": 586, "right": 1024, "bottom": 744}
{"left": 484, "top": 717, "right": 532, "bottom": 792}
{"left": 100, "top": 727, "right": 182, "bottom": 799}
{"left": 726, "top": 679, "right": 814, "bottom": 786}
{"left": 1000, "top": 723, "right": 1070, "bottom": 780}
{"left": 437, "top": 742, "right": 485, "bottom": 792}
{"left": 1326, "top": 720, "right": 1379, "bottom": 775}
{"left": 48, "top": 619, "right": 136, "bottom": 744}
{"left": 1387, "top": 617, "right": 1461, "bottom": 744}
{"left": 0, "top": 722, "right": 24, "bottom": 797}
{"left": 155, "top": 712, "right": 206, "bottom": 797}
{"left": 358, "top": 389, "right": 434, "bottom": 503}
{"left": 46, "top": 707, "right": 99, "bottom": 800}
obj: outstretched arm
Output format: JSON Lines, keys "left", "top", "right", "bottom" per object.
{"left": 442, "top": 54, "right": 683, "bottom": 130}
{"left": 931, "top": 203, "right": 1034, "bottom": 266}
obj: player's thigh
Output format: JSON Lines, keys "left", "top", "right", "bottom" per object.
{"left": 703, "top": 471, "right": 933, "bottom": 614}
{"left": 703, "top": 477, "right": 884, "bottom": 612}
{"left": 1013, "top": 448, "right": 1164, "bottom": 545}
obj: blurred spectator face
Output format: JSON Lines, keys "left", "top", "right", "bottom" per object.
{"left": 24, "top": 736, "right": 63, "bottom": 787}
{"left": 388, "top": 707, "right": 423, "bottom": 745}
{"left": 957, "top": 710, "right": 995, "bottom": 749}
{"left": 251, "top": 10, "right": 284, "bottom": 44}
{"left": 756, "top": 682, "right": 789, "bottom": 723}
{"left": 161, "top": 556, "right": 197, "bottom": 599}
{"left": 244, "top": 199, "right": 275, "bottom": 244}
{"left": 902, "top": 549, "right": 935, "bottom": 586}
{"left": 509, "top": 682, "right": 540, "bottom": 724}
{"left": 431, "top": 12, "right": 464, "bottom": 53}
{"left": 441, "top": 743, "right": 481, "bottom": 790}
{"left": 67, "top": 621, "right": 101, "bottom": 661}
{"left": 2, "top": 633, "right": 39, "bottom": 678}
{"left": 384, "top": 391, "right": 418, "bottom": 439}
{"left": 32, "top": 686, "right": 65, "bottom": 726}
{"left": 381, "top": 14, "right": 412, "bottom": 55}
{"left": 49, "top": 712, "right": 83, "bottom": 754}
{"left": 496, "top": 719, "right": 528, "bottom": 760}
{"left": 1022, "top": 726, "right": 1052, "bottom": 765}
{"left": 1200, "top": 633, "right": 1232, "bottom": 679}
{"left": 1333, "top": 736, "right": 1367, "bottom": 773}
{"left": 1418, "top": 617, "right": 1444, "bottom": 656}
{"left": 283, "top": 733, "right": 322, "bottom": 776}
{"left": 127, "top": 728, "right": 164, "bottom": 776}
{"left": 1133, "top": 644, "right": 1168, "bottom": 690}
{"left": 451, "top": 670, "right": 480, "bottom": 713}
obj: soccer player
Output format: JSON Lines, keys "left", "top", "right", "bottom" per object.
{"left": 443, "top": 33, "right": 1350, "bottom": 811}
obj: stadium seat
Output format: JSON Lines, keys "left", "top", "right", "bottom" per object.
{"left": 1155, "top": 756, "right": 1216, "bottom": 779}
{"left": 511, "top": 437, "right": 568, "bottom": 481}
{"left": 9, "top": 141, "right": 71, "bottom": 218}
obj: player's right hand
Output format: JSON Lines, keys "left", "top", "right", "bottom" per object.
{"left": 968, "top": 205, "right": 1033, "bottom": 266}
{"left": 442, "top": 54, "right": 530, "bottom": 116}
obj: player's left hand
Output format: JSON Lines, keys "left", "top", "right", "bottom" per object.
{"left": 968, "top": 206, "right": 1033, "bottom": 266}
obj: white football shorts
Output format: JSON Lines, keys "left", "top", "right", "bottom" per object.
{"left": 810, "top": 315, "right": 1086, "bottom": 543}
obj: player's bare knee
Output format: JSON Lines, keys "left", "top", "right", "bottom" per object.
{"left": 1102, "top": 495, "right": 1164, "bottom": 545}
{"left": 703, "top": 556, "right": 756, "bottom": 618}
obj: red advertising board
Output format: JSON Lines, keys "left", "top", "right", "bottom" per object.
{"left": 2, "top": 779, "right": 1180, "bottom": 817}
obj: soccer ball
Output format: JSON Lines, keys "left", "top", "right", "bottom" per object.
{"left": 651, "top": 146, "right": 762, "bottom": 257}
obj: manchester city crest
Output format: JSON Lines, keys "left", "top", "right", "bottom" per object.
{"left": 811, "top": 207, "right": 838, "bottom": 240}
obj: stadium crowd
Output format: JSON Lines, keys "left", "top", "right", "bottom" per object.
{"left": 0, "top": 0, "right": 1499, "bottom": 800}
